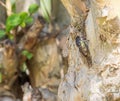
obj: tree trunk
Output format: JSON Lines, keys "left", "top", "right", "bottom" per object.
{"left": 58, "top": 0, "right": 120, "bottom": 101}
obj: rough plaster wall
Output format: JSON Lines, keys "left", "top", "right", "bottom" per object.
{"left": 58, "top": 0, "right": 120, "bottom": 101}
{"left": 0, "top": 0, "right": 6, "bottom": 24}
{"left": 16, "top": 0, "right": 39, "bottom": 12}
{"left": 89, "top": 0, "right": 120, "bottom": 101}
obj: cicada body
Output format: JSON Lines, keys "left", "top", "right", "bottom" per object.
{"left": 75, "top": 36, "right": 92, "bottom": 67}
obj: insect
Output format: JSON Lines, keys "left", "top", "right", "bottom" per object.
{"left": 75, "top": 36, "right": 92, "bottom": 67}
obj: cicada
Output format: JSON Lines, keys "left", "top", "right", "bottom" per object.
{"left": 75, "top": 36, "right": 92, "bottom": 67}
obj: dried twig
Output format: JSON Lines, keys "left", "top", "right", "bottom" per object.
{"left": 6, "top": 0, "right": 12, "bottom": 16}
{"left": 0, "top": 0, "right": 12, "bottom": 16}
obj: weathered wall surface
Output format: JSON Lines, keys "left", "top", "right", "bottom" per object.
{"left": 0, "top": 0, "right": 6, "bottom": 24}
{"left": 15, "top": 0, "right": 70, "bottom": 101}
{"left": 16, "top": 0, "right": 39, "bottom": 12}
{"left": 58, "top": 0, "right": 120, "bottom": 101}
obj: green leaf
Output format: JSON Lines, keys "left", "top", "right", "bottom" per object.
{"left": 8, "top": 34, "right": 14, "bottom": 40}
{"left": 11, "top": 0, "right": 16, "bottom": 4}
{"left": 19, "top": 12, "right": 33, "bottom": 26}
{"left": 42, "top": 0, "right": 51, "bottom": 16}
{"left": 6, "top": 13, "right": 21, "bottom": 26}
{"left": 20, "top": 22, "right": 26, "bottom": 28}
{"left": 22, "top": 50, "right": 33, "bottom": 60}
{"left": 12, "top": 2, "right": 16, "bottom": 13}
{"left": 40, "top": 0, "right": 51, "bottom": 22}
{"left": 0, "top": 30, "right": 6, "bottom": 39}
{"left": 6, "top": 13, "right": 22, "bottom": 32}
{"left": 0, "top": 73, "right": 2, "bottom": 83}
{"left": 28, "top": 4, "right": 39, "bottom": 14}
{"left": 21, "top": 62, "right": 27, "bottom": 72}
{"left": 0, "top": 64, "right": 2, "bottom": 68}
{"left": 6, "top": 26, "right": 14, "bottom": 33}
{"left": 19, "top": 12, "right": 29, "bottom": 21}
{"left": 0, "top": 64, "right": 3, "bottom": 83}
{"left": 25, "top": 16, "right": 33, "bottom": 24}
